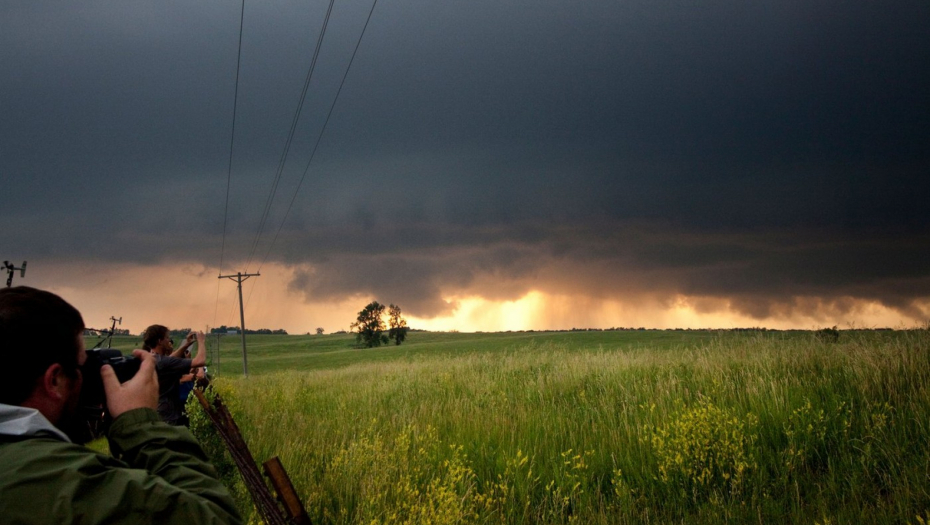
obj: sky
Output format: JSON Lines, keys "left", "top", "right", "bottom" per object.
{"left": 2, "top": 0, "right": 929, "bottom": 335}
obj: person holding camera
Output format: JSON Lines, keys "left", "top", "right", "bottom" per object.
{"left": 142, "top": 324, "right": 207, "bottom": 426}
{"left": 0, "top": 286, "right": 242, "bottom": 524}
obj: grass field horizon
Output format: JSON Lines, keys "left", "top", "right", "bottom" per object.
{"left": 91, "top": 327, "right": 828, "bottom": 376}
{"left": 93, "top": 329, "right": 930, "bottom": 524}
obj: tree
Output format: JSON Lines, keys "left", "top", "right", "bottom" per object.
{"left": 388, "top": 304, "right": 408, "bottom": 345}
{"left": 315, "top": 327, "right": 324, "bottom": 335}
{"left": 816, "top": 325, "right": 840, "bottom": 343}
{"left": 351, "top": 301, "right": 388, "bottom": 348}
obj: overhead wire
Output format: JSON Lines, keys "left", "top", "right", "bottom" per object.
{"left": 220, "top": 285, "right": 243, "bottom": 331}
{"left": 214, "top": 0, "right": 248, "bottom": 331}
{"left": 241, "top": 0, "right": 381, "bottom": 313}
{"left": 256, "top": 0, "right": 382, "bottom": 276}
{"left": 243, "top": 0, "right": 337, "bottom": 273}
{"left": 216, "top": 0, "right": 335, "bottom": 330}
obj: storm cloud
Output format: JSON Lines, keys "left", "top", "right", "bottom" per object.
{"left": 3, "top": 0, "right": 929, "bottom": 327}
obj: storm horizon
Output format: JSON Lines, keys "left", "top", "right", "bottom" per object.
{"left": 3, "top": 0, "right": 929, "bottom": 334}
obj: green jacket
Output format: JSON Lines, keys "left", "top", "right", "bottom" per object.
{"left": 0, "top": 406, "right": 243, "bottom": 524}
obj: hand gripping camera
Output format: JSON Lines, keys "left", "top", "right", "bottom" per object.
{"left": 76, "top": 349, "right": 141, "bottom": 441}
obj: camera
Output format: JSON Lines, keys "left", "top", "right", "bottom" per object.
{"left": 76, "top": 349, "right": 141, "bottom": 441}
{"left": 79, "top": 349, "right": 141, "bottom": 407}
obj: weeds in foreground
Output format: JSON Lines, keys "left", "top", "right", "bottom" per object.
{"left": 190, "top": 331, "right": 930, "bottom": 524}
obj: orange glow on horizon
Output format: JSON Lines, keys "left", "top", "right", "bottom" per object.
{"left": 20, "top": 261, "right": 926, "bottom": 336}
{"left": 408, "top": 292, "right": 923, "bottom": 332}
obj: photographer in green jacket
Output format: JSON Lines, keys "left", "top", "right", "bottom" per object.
{"left": 0, "top": 286, "right": 243, "bottom": 524}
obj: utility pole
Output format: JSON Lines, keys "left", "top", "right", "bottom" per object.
{"left": 107, "top": 315, "right": 123, "bottom": 348}
{"left": 3, "top": 260, "right": 27, "bottom": 287}
{"left": 106, "top": 316, "right": 122, "bottom": 348}
{"left": 218, "top": 271, "right": 259, "bottom": 377}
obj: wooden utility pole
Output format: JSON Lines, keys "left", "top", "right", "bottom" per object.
{"left": 218, "top": 271, "right": 259, "bottom": 377}
{"left": 106, "top": 316, "right": 122, "bottom": 348}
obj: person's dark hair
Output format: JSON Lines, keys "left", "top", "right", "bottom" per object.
{"left": 0, "top": 286, "right": 85, "bottom": 405}
{"left": 142, "top": 324, "right": 168, "bottom": 351}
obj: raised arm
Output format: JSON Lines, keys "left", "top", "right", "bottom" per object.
{"left": 190, "top": 331, "right": 207, "bottom": 369}
{"left": 170, "top": 331, "right": 196, "bottom": 358}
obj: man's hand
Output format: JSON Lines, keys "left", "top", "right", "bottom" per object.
{"left": 101, "top": 350, "right": 158, "bottom": 419}
{"left": 186, "top": 331, "right": 196, "bottom": 344}
{"left": 190, "top": 331, "right": 207, "bottom": 368}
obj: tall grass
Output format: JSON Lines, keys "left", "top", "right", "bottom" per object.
{"left": 189, "top": 331, "right": 930, "bottom": 524}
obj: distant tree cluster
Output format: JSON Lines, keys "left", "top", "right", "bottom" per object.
{"left": 209, "top": 325, "right": 288, "bottom": 335}
{"left": 351, "top": 302, "right": 409, "bottom": 348}
{"left": 816, "top": 326, "right": 840, "bottom": 343}
{"left": 169, "top": 328, "right": 193, "bottom": 340}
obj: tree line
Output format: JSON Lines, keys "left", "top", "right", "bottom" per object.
{"left": 207, "top": 326, "right": 288, "bottom": 335}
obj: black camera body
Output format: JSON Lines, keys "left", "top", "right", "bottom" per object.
{"left": 71, "top": 349, "right": 141, "bottom": 442}
{"left": 79, "top": 349, "right": 141, "bottom": 411}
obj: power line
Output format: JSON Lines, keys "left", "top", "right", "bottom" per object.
{"left": 243, "top": 0, "right": 337, "bottom": 272}
{"left": 256, "top": 0, "right": 382, "bottom": 275}
{"left": 242, "top": 0, "right": 380, "bottom": 313}
{"left": 215, "top": 0, "right": 248, "bottom": 330}
{"left": 220, "top": 284, "right": 244, "bottom": 328}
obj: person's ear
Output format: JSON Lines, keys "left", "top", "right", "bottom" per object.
{"left": 41, "top": 363, "right": 71, "bottom": 400}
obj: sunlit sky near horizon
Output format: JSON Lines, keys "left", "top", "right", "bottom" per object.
{"left": 3, "top": 1, "right": 929, "bottom": 334}
{"left": 21, "top": 262, "right": 923, "bottom": 337}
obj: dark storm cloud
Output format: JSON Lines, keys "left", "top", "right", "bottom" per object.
{"left": 2, "top": 1, "right": 929, "bottom": 323}
{"left": 275, "top": 221, "right": 930, "bottom": 320}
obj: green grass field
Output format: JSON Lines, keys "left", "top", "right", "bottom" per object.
{"left": 94, "top": 329, "right": 752, "bottom": 374}
{"left": 93, "top": 330, "right": 930, "bottom": 524}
